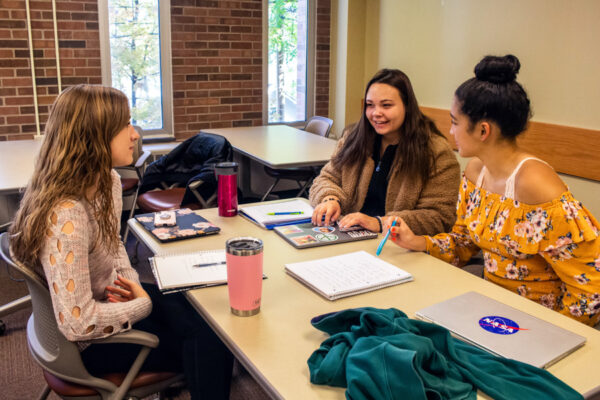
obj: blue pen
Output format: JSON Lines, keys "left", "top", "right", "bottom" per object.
{"left": 267, "top": 211, "right": 304, "bottom": 215}
{"left": 375, "top": 219, "right": 397, "bottom": 256}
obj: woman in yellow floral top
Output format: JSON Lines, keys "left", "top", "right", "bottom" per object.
{"left": 384, "top": 55, "right": 600, "bottom": 326}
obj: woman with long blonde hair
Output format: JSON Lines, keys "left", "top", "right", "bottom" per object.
{"left": 10, "top": 85, "right": 233, "bottom": 398}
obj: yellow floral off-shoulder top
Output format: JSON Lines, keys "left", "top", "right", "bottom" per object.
{"left": 425, "top": 175, "right": 600, "bottom": 326}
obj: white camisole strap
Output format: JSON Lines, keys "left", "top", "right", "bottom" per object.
{"left": 475, "top": 166, "right": 486, "bottom": 188}
{"left": 504, "top": 157, "right": 550, "bottom": 199}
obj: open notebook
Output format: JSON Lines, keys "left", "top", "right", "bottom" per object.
{"left": 284, "top": 251, "right": 413, "bottom": 300}
{"left": 149, "top": 250, "right": 228, "bottom": 294}
{"left": 238, "top": 199, "right": 313, "bottom": 229}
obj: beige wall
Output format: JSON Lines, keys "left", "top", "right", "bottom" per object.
{"left": 333, "top": 0, "right": 600, "bottom": 130}
{"left": 372, "top": 0, "right": 600, "bottom": 129}
{"left": 329, "top": 0, "right": 370, "bottom": 138}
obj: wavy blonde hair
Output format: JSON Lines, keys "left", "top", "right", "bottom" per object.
{"left": 10, "top": 85, "right": 130, "bottom": 273}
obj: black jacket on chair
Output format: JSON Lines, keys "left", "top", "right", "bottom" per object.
{"left": 139, "top": 133, "right": 233, "bottom": 206}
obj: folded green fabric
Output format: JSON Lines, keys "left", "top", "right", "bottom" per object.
{"left": 307, "top": 307, "right": 582, "bottom": 400}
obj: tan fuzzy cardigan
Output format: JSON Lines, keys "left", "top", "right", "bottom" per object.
{"left": 309, "top": 132, "right": 461, "bottom": 235}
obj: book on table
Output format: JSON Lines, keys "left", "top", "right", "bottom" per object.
{"left": 135, "top": 208, "right": 220, "bottom": 243}
{"left": 238, "top": 199, "right": 313, "bottom": 229}
{"left": 284, "top": 250, "right": 413, "bottom": 300}
{"left": 149, "top": 250, "right": 228, "bottom": 294}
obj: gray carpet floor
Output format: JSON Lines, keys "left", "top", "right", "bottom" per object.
{"left": 0, "top": 234, "right": 269, "bottom": 400}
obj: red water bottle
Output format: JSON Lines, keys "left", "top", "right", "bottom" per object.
{"left": 215, "top": 162, "right": 238, "bottom": 217}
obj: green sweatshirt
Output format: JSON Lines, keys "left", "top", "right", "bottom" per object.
{"left": 307, "top": 307, "right": 582, "bottom": 400}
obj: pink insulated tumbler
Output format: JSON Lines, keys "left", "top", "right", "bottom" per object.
{"left": 226, "top": 237, "right": 263, "bottom": 317}
{"left": 215, "top": 162, "right": 238, "bottom": 217}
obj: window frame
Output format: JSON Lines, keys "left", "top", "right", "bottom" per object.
{"left": 98, "top": 0, "right": 174, "bottom": 140}
{"left": 262, "top": 0, "right": 316, "bottom": 127}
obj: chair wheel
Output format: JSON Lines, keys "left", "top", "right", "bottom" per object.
{"left": 0, "top": 320, "right": 6, "bottom": 335}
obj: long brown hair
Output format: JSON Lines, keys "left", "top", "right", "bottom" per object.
{"left": 333, "top": 69, "right": 444, "bottom": 185}
{"left": 10, "top": 85, "right": 130, "bottom": 273}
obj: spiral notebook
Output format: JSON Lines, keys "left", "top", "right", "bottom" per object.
{"left": 149, "top": 250, "right": 228, "bottom": 294}
{"left": 284, "top": 251, "right": 413, "bottom": 300}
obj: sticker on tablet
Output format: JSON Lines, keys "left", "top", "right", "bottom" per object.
{"left": 278, "top": 225, "right": 303, "bottom": 234}
{"left": 292, "top": 235, "right": 318, "bottom": 245}
{"left": 312, "top": 226, "right": 335, "bottom": 234}
{"left": 315, "top": 233, "right": 338, "bottom": 242}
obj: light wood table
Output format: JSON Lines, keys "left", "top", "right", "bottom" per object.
{"left": 128, "top": 202, "right": 600, "bottom": 399}
{"left": 202, "top": 125, "right": 337, "bottom": 169}
{"left": 201, "top": 126, "right": 338, "bottom": 197}
{"left": 0, "top": 138, "right": 43, "bottom": 194}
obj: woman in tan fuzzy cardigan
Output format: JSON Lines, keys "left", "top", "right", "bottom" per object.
{"left": 309, "top": 69, "right": 460, "bottom": 235}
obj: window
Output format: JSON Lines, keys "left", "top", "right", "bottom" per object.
{"left": 266, "top": 0, "right": 315, "bottom": 124}
{"left": 99, "top": 0, "right": 173, "bottom": 138}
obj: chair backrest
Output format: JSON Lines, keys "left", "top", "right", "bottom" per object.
{"left": 304, "top": 116, "right": 333, "bottom": 138}
{"left": 132, "top": 125, "right": 144, "bottom": 163}
{"left": 0, "top": 233, "right": 98, "bottom": 386}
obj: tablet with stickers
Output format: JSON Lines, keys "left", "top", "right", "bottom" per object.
{"left": 273, "top": 222, "right": 378, "bottom": 249}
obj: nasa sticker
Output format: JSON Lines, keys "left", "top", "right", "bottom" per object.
{"left": 478, "top": 316, "right": 527, "bottom": 335}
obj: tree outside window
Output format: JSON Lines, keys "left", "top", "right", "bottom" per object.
{"left": 268, "top": 0, "right": 308, "bottom": 123}
{"left": 108, "top": 0, "right": 163, "bottom": 130}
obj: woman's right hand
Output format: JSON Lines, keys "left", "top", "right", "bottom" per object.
{"left": 312, "top": 197, "right": 341, "bottom": 226}
{"left": 106, "top": 275, "right": 150, "bottom": 303}
{"left": 383, "top": 217, "right": 426, "bottom": 251}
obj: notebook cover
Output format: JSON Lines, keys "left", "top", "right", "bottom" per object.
{"left": 135, "top": 208, "right": 220, "bottom": 243}
{"left": 274, "top": 222, "right": 378, "bottom": 249}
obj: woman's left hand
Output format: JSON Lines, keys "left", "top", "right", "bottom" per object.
{"left": 338, "top": 212, "right": 380, "bottom": 232}
{"left": 106, "top": 275, "right": 149, "bottom": 303}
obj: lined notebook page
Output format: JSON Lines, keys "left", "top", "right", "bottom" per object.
{"left": 284, "top": 251, "right": 412, "bottom": 300}
{"left": 151, "top": 250, "right": 226, "bottom": 290}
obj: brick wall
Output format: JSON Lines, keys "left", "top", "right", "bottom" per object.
{"left": 314, "top": 0, "right": 330, "bottom": 118}
{"left": 0, "top": 0, "right": 101, "bottom": 141}
{"left": 0, "top": 0, "right": 331, "bottom": 142}
{"left": 170, "top": 0, "right": 263, "bottom": 139}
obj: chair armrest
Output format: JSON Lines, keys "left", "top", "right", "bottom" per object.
{"left": 84, "top": 329, "right": 159, "bottom": 398}
{"left": 135, "top": 150, "right": 152, "bottom": 169}
{"left": 188, "top": 180, "right": 203, "bottom": 190}
{"left": 92, "top": 329, "right": 159, "bottom": 348}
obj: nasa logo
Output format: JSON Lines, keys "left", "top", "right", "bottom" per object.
{"left": 478, "top": 316, "right": 528, "bottom": 335}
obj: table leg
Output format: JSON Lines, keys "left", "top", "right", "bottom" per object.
{"left": 235, "top": 153, "right": 262, "bottom": 201}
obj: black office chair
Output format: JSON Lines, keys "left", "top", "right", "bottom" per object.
{"left": 261, "top": 116, "right": 333, "bottom": 201}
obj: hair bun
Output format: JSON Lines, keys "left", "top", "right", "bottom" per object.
{"left": 474, "top": 55, "right": 520, "bottom": 84}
